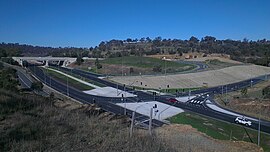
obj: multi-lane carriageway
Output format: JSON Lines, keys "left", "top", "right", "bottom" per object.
{"left": 27, "top": 65, "right": 270, "bottom": 134}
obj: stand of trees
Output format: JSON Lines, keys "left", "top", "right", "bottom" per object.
{"left": 1, "top": 36, "right": 270, "bottom": 66}
{"left": 0, "top": 65, "right": 19, "bottom": 92}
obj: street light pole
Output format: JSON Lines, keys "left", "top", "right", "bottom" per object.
{"left": 44, "top": 68, "right": 46, "bottom": 85}
{"left": 163, "top": 57, "right": 167, "bottom": 92}
{"left": 50, "top": 76, "right": 52, "bottom": 87}
{"left": 165, "top": 58, "right": 167, "bottom": 76}
{"left": 67, "top": 76, "right": 69, "bottom": 96}
{"left": 122, "top": 93, "right": 126, "bottom": 115}
{"left": 124, "top": 84, "right": 127, "bottom": 115}
{"left": 225, "top": 85, "right": 228, "bottom": 103}
{"left": 188, "top": 88, "right": 191, "bottom": 100}
{"left": 222, "top": 85, "right": 224, "bottom": 95}
{"left": 149, "top": 108, "right": 153, "bottom": 136}
{"left": 121, "top": 54, "right": 123, "bottom": 77}
{"left": 258, "top": 97, "right": 262, "bottom": 146}
{"left": 258, "top": 115, "right": 261, "bottom": 146}
{"left": 130, "top": 111, "right": 135, "bottom": 137}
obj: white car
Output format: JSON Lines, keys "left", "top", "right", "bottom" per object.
{"left": 235, "top": 116, "right": 252, "bottom": 126}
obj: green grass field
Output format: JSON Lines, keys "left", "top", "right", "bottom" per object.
{"left": 205, "top": 59, "right": 239, "bottom": 70}
{"left": 161, "top": 87, "right": 201, "bottom": 93}
{"left": 101, "top": 56, "right": 195, "bottom": 69}
{"left": 169, "top": 112, "right": 270, "bottom": 151}
{"left": 43, "top": 68, "right": 94, "bottom": 90}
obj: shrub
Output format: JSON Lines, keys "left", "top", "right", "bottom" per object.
{"left": 152, "top": 64, "right": 162, "bottom": 72}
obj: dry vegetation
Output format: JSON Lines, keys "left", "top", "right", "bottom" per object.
{"left": 0, "top": 89, "right": 262, "bottom": 152}
{"left": 0, "top": 90, "right": 174, "bottom": 152}
{"left": 215, "top": 80, "right": 270, "bottom": 121}
{"left": 157, "top": 125, "right": 262, "bottom": 152}
{"left": 111, "top": 64, "right": 270, "bottom": 89}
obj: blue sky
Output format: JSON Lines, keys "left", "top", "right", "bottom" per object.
{"left": 0, "top": 0, "right": 270, "bottom": 47}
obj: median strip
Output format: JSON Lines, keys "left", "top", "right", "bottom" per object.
{"left": 47, "top": 67, "right": 101, "bottom": 89}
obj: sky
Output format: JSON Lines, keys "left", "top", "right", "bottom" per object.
{"left": 0, "top": 0, "right": 270, "bottom": 47}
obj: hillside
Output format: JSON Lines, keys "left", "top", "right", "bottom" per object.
{"left": 0, "top": 63, "right": 263, "bottom": 151}
{"left": 111, "top": 64, "right": 270, "bottom": 89}
{"left": 1, "top": 36, "right": 270, "bottom": 66}
{"left": 0, "top": 90, "right": 262, "bottom": 152}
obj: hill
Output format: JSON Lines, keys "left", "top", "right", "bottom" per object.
{"left": 0, "top": 90, "right": 262, "bottom": 152}
{"left": 1, "top": 36, "right": 270, "bottom": 66}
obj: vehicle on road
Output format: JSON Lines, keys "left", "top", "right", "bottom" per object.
{"left": 168, "top": 98, "right": 178, "bottom": 103}
{"left": 235, "top": 116, "right": 252, "bottom": 126}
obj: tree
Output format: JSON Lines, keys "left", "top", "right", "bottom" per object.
{"left": 0, "top": 67, "right": 19, "bottom": 91}
{"left": 241, "top": 88, "right": 248, "bottom": 96}
{"left": 31, "top": 81, "right": 43, "bottom": 91}
{"left": 95, "top": 58, "right": 102, "bottom": 69}
{"left": 126, "top": 38, "right": 132, "bottom": 43}
{"left": 145, "top": 37, "right": 152, "bottom": 42}
{"left": 49, "top": 92, "right": 55, "bottom": 107}
{"left": 202, "top": 36, "right": 216, "bottom": 42}
{"left": 153, "top": 36, "right": 162, "bottom": 46}
{"left": 129, "top": 67, "right": 134, "bottom": 74}
{"left": 262, "top": 86, "right": 270, "bottom": 98}
{"left": 99, "top": 41, "right": 106, "bottom": 51}
{"left": 153, "top": 64, "right": 162, "bottom": 72}
{"left": 0, "top": 48, "right": 7, "bottom": 58}
{"left": 76, "top": 56, "right": 84, "bottom": 65}
{"left": 1, "top": 57, "right": 19, "bottom": 65}
{"left": 189, "top": 36, "right": 199, "bottom": 43}
{"left": 139, "top": 37, "right": 145, "bottom": 43}
{"left": 0, "top": 62, "right": 3, "bottom": 70}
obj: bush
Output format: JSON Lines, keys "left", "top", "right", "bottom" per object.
{"left": 31, "top": 81, "right": 43, "bottom": 91}
{"left": 1, "top": 57, "right": 19, "bottom": 65}
{"left": 152, "top": 64, "right": 162, "bottom": 72}
{"left": 0, "top": 67, "right": 19, "bottom": 91}
{"left": 262, "top": 86, "right": 270, "bottom": 98}
{"left": 0, "top": 90, "right": 174, "bottom": 152}
{"left": 130, "top": 67, "right": 134, "bottom": 74}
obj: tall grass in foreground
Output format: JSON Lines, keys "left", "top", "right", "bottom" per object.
{"left": 0, "top": 90, "right": 173, "bottom": 152}
{"left": 0, "top": 89, "right": 261, "bottom": 152}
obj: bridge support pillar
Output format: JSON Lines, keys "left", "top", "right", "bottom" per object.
{"left": 20, "top": 59, "right": 23, "bottom": 67}
{"left": 45, "top": 60, "right": 49, "bottom": 67}
{"left": 63, "top": 60, "right": 67, "bottom": 67}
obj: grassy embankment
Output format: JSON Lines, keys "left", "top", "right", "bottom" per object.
{"left": 0, "top": 89, "right": 175, "bottom": 152}
{"left": 42, "top": 68, "right": 94, "bottom": 90}
{"left": 205, "top": 59, "right": 240, "bottom": 70}
{"left": 0, "top": 63, "right": 263, "bottom": 152}
{"left": 49, "top": 66, "right": 106, "bottom": 87}
{"left": 83, "top": 56, "right": 196, "bottom": 75}
{"left": 169, "top": 112, "right": 270, "bottom": 151}
{"left": 215, "top": 79, "right": 270, "bottom": 121}
{"left": 161, "top": 87, "right": 201, "bottom": 94}
{"left": 103, "top": 56, "right": 196, "bottom": 69}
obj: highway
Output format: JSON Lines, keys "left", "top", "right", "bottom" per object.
{"left": 49, "top": 65, "right": 270, "bottom": 134}
{"left": 1, "top": 61, "right": 33, "bottom": 89}
{"left": 175, "top": 60, "right": 209, "bottom": 73}
{"left": 27, "top": 65, "right": 164, "bottom": 128}
{"left": 22, "top": 64, "right": 270, "bottom": 134}
{"left": 17, "top": 70, "right": 32, "bottom": 89}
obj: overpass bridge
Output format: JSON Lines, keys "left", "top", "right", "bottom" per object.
{"left": 12, "top": 57, "right": 77, "bottom": 67}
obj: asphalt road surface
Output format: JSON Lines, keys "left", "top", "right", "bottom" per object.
{"left": 27, "top": 65, "right": 164, "bottom": 128}
{"left": 27, "top": 65, "right": 270, "bottom": 134}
